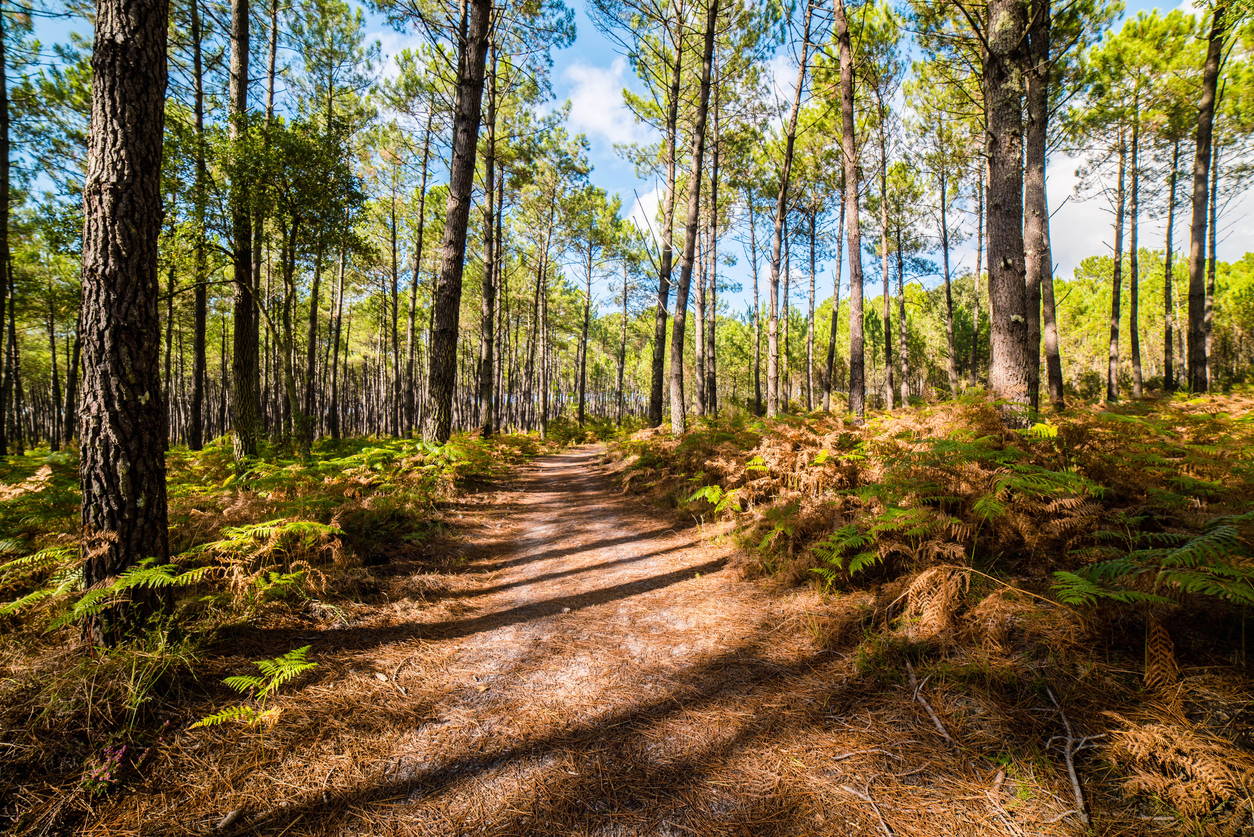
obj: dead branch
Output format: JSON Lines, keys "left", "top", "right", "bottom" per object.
{"left": 1045, "top": 685, "right": 1105, "bottom": 826}
{"left": 839, "top": 782, "right": 895, "bottom": 837}
{"left": 905, "top": 660, "right": 955, "bottom": 748}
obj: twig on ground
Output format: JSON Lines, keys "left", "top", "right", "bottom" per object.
{"left": 986, "top": 769, "right": 1025, "bottom": 836}
{"left": 1045, "top": 685, "right": 1105, "bottom": 826}
{"left": 213, "top": 807, "right": 243, "bottom": 832}
{"left": 905, "top": 661, "right": 955, "bottom": 748}
{"left": 839, "top": 781, "right": 895, "bottom": 837}
{"left": 832, "top": 749, "right": 901, "bottom": 762}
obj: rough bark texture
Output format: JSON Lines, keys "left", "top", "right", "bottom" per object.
{"left": 824, "top": 197, "right": 844, "bottom": 411}
{"left": 1023, "top": 0, "right": 1050, "bottom": 412}
{"left": 984, "top": 0, "right": 1031, "bottom": 422}
{"left": 422, "top": 0, "right": 492, "bottom": 444}
{"left": 835, "top": 0, "right": 865, "bottom": 420}
{"left": 668, "top": 0, "right": 719, "bottom": 435}
{"left": 79, "top": 0, "right": 171, "bottom": 644}
{"left": 1187, "top": 5, "right": 1225, "bottom": 394}
{"left": 230, "top": 0, "right": 259, "bottom": 461}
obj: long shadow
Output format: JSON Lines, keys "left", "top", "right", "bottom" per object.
{"left": 443, "top": 541, "right": 696, "bottom": 599}
{"left": 465, "top": 526, "right": 686, "bottom": 574}
{"left": 235, "top": 557, "right": 729, "bottom": 655}
{"left": 220, "top": 634, "right": 865, "bottom": 836}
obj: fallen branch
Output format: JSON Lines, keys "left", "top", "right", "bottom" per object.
{"left": 905, "top": 661, "right": 955, "bottom": 748}
{"left": 1045, "top": 686, "right": 1105, "bottom": 826}
{"left": 832, "top": 749, "right": 901, "bottom": 762}
{"left": 839, "top": 782, "right": 895, "bottom": 837}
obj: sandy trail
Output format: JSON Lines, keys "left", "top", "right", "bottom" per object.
{"left": 178, "top": 445, "right": 1016, "bottom": 837}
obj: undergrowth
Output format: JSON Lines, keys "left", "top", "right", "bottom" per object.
{"left": 0, "top": 430, "right": 551, "bottom": 830}
{"left": 612, "top": 391, "right": 1254, "bottom": 828}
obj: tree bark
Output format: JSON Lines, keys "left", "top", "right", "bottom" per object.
{"left": 1023, "top": 0, "right": 1050, "bottom": 411}
{"left": 1165, "top": 139, "right": 1179, "bottom": 392}
{"left": 970, "top": 163, "right": 984, "bottom": 389}
{"left": 1206, "top": 135, "right": 1219, "bottom": 389}
{"left": 878, "top": 102, "right": 893, "bottom": 411}
{"left": 834, "top": 0, "right": 865, "bottom": 420}
{"left": 423, "top": 0, "right": 492, "bottom": 443}
{"left": 649, "top": 10, "right": 685, "bottom": 428}
{"left": 940, "top": 168, "right": 959, "bottom": 397}
{"left": 1130, "top": 109, "right": 1142, "bottom": 398}
{"left": 189, "top": 0, "right": 208, "bottom": 450}
{"left": 79, "top": 0, "right": 170, "bottom": 644}
{"left": 406, "top": 108, "right": 433, "bottom": 435}
{"left": 824, "top": 196, "right": 844, "bottom": 410}
{"left": 1187, "top": 4, "right": 1225, "bottom": 393}
{"left": 0, "top": 8, "right": 10, "bottom": 457}
{"left": 478, "top": 40, "right": 498, "bottom": 436}
{"left": 668, "top": 0, "right": 719, "bottom": 435}
{"left": 230, "top": 0, "right": 259, "bottom": 461}
{"left": 1108, "top": 131, "right": 1125, "bottom": 402}
{"left": 983, "top": 0, "right": 1031, "bottom": 422}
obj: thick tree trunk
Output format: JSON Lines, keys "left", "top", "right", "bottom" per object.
{"left": 649, "top": 16, "right": 685, "bottom": 428}
{"left": 984, "top": 0, "right": 1031, "bottom": 422}
{"left": 834, "top": 0, "right": 865, "bottom": 420}
{"left": 1165, "top": 139, "right": 1179, "bottom": 392}
{"left": 423, "top": 0, "right": 492, "bottom": 443}
{"left": 189, "top": 0, "right": 208, "bottom": 450}
{"left": 669, "top": 0, "right": 719, "bottom": 435}
{"left": 767, "top": 0, "right": 813, "bottom": 417}
{"left": 1130, "top": 112, "right": 1143, "bottom": 398}
{"left": 1023, "top": 0, "right": 1050, "bottom": 412}
{"left": 229, "top": 0, "right": 259, "bottom": 461}
{"left": 1108, "top": 133, "right": 1126, "bottom": 402}
{"left": 79, "top": 0, "right": 170, "bottom": 644}
{"left": 1187, "top": 4, "right": 1225, "bottom": 393}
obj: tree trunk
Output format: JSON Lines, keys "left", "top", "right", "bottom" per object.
{"left": 47, "top": 278, "right": 62, "bottom": 451}
{"left": 878, "top": 114, "right": 893, "bottom": 411}
{"left": 1130, "top": 109, "right": 1143, "bottom": 398}
{"left": 1206, "top": 135, "right": 1219, "bottom": 389}
{"left": 668, "top": 0, "right": 719, "bottom": 435}
{"left": 0, "top": 6, "right": 9, "bottom": 457}
{"left": 1108, "top": 131, "right": 1125, "bottom": 402}
{"left": 578, "top": 220, "right": 592, "bottom": 426}
{"left": 189, "top": 0, "right": 208, "bottom": 450}
{"left": 766, "top": 0, "right": 814, "bottom": 417}
{"left": 748, "top": 191, "right": 761, "bottom": 415}
{"left": 970, "top": 163, "right": 984, "bottom": 389}
{"left": 423, "top": 0, "right": 492, "bottom": 443}
{"left": 649, "top": 12, "right": 685, "bottom": 428}
{"left": 707, "top": 85, "right": 719, "bottom": 417}
{"left": 229, "top": 0, "right": 259, "bottom": 461}
{"left": 807, "top": 209, "right": 816, "bottom": 411}
{"left": 79, "top": 0, "right": 170, "bottom": 644}
{"left": 478, "top": 41, "right": 499, "bottom": 436}
{"left": 824, "top": 196, "right": 844, "bottom": 410}
{"left": 1023, "top": 0, "right": 1050, "bottom": 411}
{"left": 406, "top": 108, "right": 433, "bottom": 436}
{"left": 617, "top": 261, "right": 627, "bottom": 425}
{"left": 835, "top": 0, "right": 866, "bottom": 420}
{"left": 63, "top": 327, "right": 80, "bottom": 446}
{"left": 1187, "top": 4, "right": 1225, "bottom": 393}
{"left": 1165, "top": 139, "right": 1179, "bottom": 392}
{"left": 940, "top": 168, "right": 959, "bottom": 397}
{"left": 896, "top": 227, "right": 908, "bottom": 406}
{"left": 984, "top": 0, "right": 1031, "bottom": 422}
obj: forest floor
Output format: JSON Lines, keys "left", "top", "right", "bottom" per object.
{"left": 63, "top": 443, "right": 1165, "bottom": 837}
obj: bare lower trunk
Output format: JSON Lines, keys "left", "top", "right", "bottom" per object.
{"left": 1108, "top": 132, "right": 1126, "bottom": 403}
{"left": 834, "top": 0, "right": 865, "bottom": 420}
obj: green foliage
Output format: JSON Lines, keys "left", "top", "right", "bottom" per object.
{"left": 190, "top": 646, "right": 318, "bottom": 729}
{"left": 1054, "top": 511, "right": 1254, "bottom": 608}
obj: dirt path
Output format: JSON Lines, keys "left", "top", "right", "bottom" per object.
{"left": 162, "top": 445, "right": 1063, "bottom": 837}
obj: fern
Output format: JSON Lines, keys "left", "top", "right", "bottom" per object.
{"left": 49, "top": 560, "right": 207, "bottom": 630}
{"left": 190, "top": 645, "right": 317, "bottom": 730}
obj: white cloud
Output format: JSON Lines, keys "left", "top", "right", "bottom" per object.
{"left": 627, "top": 183, "right": 664, "bottom": 246}
{"left": 562, "top": 58, "right": 654, "bottom": 149}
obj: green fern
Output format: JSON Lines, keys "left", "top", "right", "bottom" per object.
{"left": 49, "top": 560, "right": 207, "bottom": 630}
{"left": 190, "top": 645, "right": 318, "bottom": 730}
